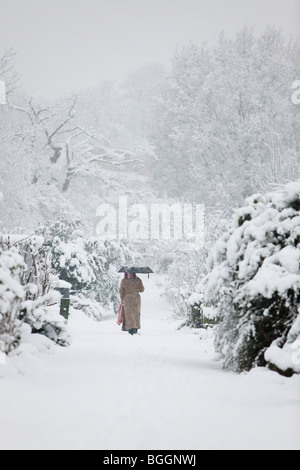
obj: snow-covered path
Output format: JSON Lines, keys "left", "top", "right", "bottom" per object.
{"left": 0, "top": 275, "right": 299, "bottom": 450}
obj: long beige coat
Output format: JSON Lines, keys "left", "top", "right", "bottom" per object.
{"left": 119, "top": 276, "right": 145, "bottom": 330}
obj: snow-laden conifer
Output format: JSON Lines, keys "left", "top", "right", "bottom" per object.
{"left": 205, "top": 181, "right": 300, "bottom": 375}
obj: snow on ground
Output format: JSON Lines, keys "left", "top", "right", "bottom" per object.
{"left": 0, "top": 275, "right": 299, "bottom": 450}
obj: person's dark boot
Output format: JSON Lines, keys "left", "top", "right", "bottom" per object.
{"left": 128, "top": 328, "right": 138, "bottom": 335}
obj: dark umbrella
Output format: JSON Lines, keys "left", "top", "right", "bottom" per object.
{"left": 118, "top": 266, "right": 154, "bottom": 278}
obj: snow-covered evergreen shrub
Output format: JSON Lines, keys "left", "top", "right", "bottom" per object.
{"left": 36, "top": 219, "right": 89, "bottom": 291}
{"left": 84, "top": 237, "right": 134, "bottom": 312}
{"left": 0, "top": 245, "right": 26, "bottom": 353}
{"left": 165, "top": 250, "right": 207, "bottom": 318}
{"left": 205, "top": 181, "right": 300, "bottom": 375}
{"left": 180, "top": 293, "right": 204, "bottom": 328}
{"left": 15, "top": 238, "right": 70, "bottom": 347}
{"left": 37, "top": 219, "right": 135, "bottom": 319}
{"left": 52, "top": 237, "right": 95, "bottom": 291}
{"left": 70, "top": 294, "right": 111, "bottom": 321}
{"left": 22, "top": 291, "right": 70, "bottom": 347}
{"left": 164, "top": 210, "right": 229, "bottom": 326}
{"left": 0, "top": 234, "right": 71, "bottom": 351}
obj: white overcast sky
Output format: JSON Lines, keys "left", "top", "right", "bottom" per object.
{"left": 0, "top": 0, "right": 299, "bottom": 99}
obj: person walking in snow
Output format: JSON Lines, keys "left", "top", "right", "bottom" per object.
{"left": 119, "top": 272, "right": 145, "bottom": 335}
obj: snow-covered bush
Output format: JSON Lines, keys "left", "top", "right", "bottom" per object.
{"left": 84, "top": 237, "right": 134, "bottom": 311}
{"left": 0, "top": 245, "right": 26, "bottom": 353}
{"left": 37, "top": 219, "right": 135, "bottom": 319}
{"left": 181, "top": 293, "right": 204, "bottom": 328}
{"left": 165, "top": 249, "right": 207, "bottom": 318}
{"left": 19, "top": 238, "right": 71, "bottom": 347}
{"left": 70, "top": 294, "right": 112, "bottom": 321}
{"left": 52, "top": 237, "right": 95, "bottom": 291}
{"left": 22, "top": 291, "right": 70, "bottom": 347}
{"left": 163, "top": 208, "right": 230, "bottom": 326}
{"left": 205, "top": 181, "right": 300, "bottom": 375}
{"left": 0, "top": 235, "right": 71, "bottom": 352}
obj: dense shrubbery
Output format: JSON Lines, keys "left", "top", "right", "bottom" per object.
{"left": 37, "top": 219, "right": 134, "bottom": 319}
{"left": 0, "top": 236, "right": 70, "bottom": 355}
{"left": 205, "top": 181, "right": 300, "bottom": 375}
{"left": 0, "top": 245, "right": 26, "bottom": 353}
{"left": 164, "top": 250, "right": 206, "bottom": 318}
{"left": 0, "top": 217, "right": 136, "bottom": 356}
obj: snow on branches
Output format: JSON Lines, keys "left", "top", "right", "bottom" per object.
{"left": 205, "top": 181, "right": 300, "bottom": 375}
{"left": 37, "top": 218, "right": 135, "bottom": 320}
{"left": 0, "top": 244, "right": 26, "bottom": 354}
{"left": 0, "top": 235, "right": 70, "bottom": 357}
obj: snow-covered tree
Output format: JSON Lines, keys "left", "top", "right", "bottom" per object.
{"left": 205, "top": 181, "right": 300, "bottom": 375}
{"left": 0, "top": 51, "right": 41, "bottom": 230}
{"left": 75, "top": 64, "right": 165, "bottom": 149}
{"left": 0, "top": 49, "right": 19, "bottom": 96}
{"left": 152, "top": 27, "right": 300, "bottom": 208}
{"left": 1, "top": 55, "right": 157, "bottom": 232}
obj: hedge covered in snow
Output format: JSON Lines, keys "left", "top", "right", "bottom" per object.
{"left": 37, "top": 219, "right": 135, "bottom": 320}
{"left": 205, "top": 181, "right": 300, "bottom": 376}
{"left": 0, "top": 238, "right": 70, "bottom": 356}
{"left": 0, "top": 245, "right": 26, "bottom": 353}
